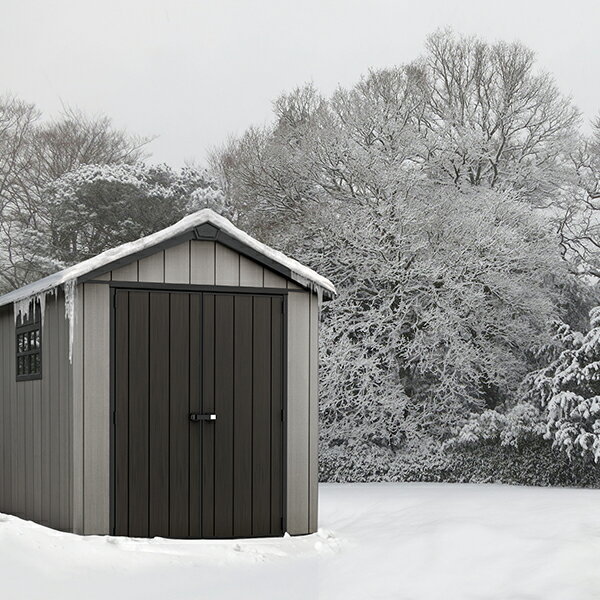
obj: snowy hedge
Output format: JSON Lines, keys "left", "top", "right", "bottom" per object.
{"left": 320, "top": 439, "right": 600, "bottom": 488}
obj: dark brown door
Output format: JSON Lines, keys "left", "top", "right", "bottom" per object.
{"left": 113, "top": 290, "right": 284, "bottom": 539}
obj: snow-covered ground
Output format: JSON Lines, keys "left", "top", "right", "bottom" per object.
{"left": 1, "top": 482, "right": 599, "bottom": 600}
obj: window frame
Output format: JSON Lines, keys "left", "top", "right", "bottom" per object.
{"left": 15, "top": 306, "right": 42, "bottom": 382}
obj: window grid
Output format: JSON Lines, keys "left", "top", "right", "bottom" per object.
{"left": 16, "top": 308, "right": 42, "bottom": 381}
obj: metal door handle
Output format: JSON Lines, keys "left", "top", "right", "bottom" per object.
{"left": 189, "top": 413, "right": 217, "bottom": 422}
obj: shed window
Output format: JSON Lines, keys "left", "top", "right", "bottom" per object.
{"left": 16, "top": 305, "right": 42, "bottom": 381}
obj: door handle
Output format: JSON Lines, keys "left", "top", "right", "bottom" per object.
{"left": 189, "top": 413, "right": 217, "bottom": 422}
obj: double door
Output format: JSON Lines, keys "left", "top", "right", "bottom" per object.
{"left": 113, "top": 289, "right": 284, "bottom": 538}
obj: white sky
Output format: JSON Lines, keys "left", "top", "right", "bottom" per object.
{"left": 1, "top": 0, "right": 599, "bottom": 166}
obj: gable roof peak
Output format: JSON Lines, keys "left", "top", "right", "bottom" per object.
{"left": 0, "top": 209, "right": 336, "bottom": 309}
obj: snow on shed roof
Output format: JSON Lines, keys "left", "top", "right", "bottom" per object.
{"left": 0, "top": 209, "right": 336, "bottom": 309}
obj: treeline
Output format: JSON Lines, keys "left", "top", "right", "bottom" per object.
{"left": 2, "top": 30, "right": 600, "bottom": 483}
{"left": 0, "top": 101, "right": 224, "bottom": 290}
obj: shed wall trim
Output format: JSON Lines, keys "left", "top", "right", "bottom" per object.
{"left": 81, "top": 283, "right": 111, "bottom": 534}
{"left": 286, "top": 291, "right": 311, "bottom": 534}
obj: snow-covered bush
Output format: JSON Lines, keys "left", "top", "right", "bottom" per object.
{"left": 528, "top": 307, "right": 600, "bottom": 461}
{"left": 449, "top": 403, "right": 546, "bottom": 449}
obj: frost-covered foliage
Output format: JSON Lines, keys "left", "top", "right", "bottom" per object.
{"left": 528, "top": 307, "right": 600, "bottom": 461}
{"left": 421, "top": 31, "right": 580, "bottom": 205}
{"left": 211, "top": 30, "right": 597, "bottom": 480}
{"left": 311, "top": 190, "right": 566, "bottom": 455}
{"left": 42, "top": 163, "right": 219, "bottom": 266}
{"left": 211, "top": 31, "right": 588, "bottom": 472}
{"left": 449, "top": 403, "right": 546, "bottom": 449}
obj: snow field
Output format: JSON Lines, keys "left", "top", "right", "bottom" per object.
{"left": 0, "top": 482, "right": 599, "bottom": 600}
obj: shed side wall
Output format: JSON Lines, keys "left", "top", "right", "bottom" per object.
{"left": 286, "top": 290, "right": 319, "bottom": 535}
{"left": 0, "top": 293, "right": 72, "bottom": 531}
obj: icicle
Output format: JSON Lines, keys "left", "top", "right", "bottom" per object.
{"left": 289, "top": 272, "right": 331, "bottom": 317}
{"left": 316, "top": 286, "right": 323, "bottom": 317}
{"left": 13, "top": 296, "right": 31, "bottom": 324}
{"left": 37, "top": 289, "right": 52, "bottom": 329}
{"left": 13, "top": 289, "right": 55, "bottom": 327}
{"left": 63, "top": 280, "right": 77, "bottom": 363}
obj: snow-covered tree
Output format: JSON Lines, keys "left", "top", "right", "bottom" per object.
{"left": 11, "top": 163, "right": 221, "bottom": 279}
{"left": 420, "top": 31, "right": 580, "bottom": 205}
{"left": 210, "top": 30, "right": 590, "bottom": 467}
{"left": 0, "top": 95, "right": 40, "bottom": 290}
{"left": 557, "top": 116, "right": 600, "bottom": 277}
{"left": 0, "top": 98, "right": 152, "bottom": 291}
{"left": 310, "top": 188, "right": 568, "bottom": 453}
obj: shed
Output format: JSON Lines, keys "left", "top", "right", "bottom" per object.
{"left": 0, "top": 209, "right": 335, "bottom": 538}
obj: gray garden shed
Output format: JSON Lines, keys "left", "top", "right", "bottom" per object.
{"left": 0, "top": 209, "right": 335, "bottom": 538}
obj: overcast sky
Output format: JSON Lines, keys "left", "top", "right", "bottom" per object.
{"left": 1, "top": 0, "right": 599, "bottom": 166}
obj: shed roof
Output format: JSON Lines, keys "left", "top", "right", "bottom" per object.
{"left": 0, "top": 209, "right": 336, "bottom": 309}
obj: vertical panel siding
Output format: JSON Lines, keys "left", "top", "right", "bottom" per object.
{"left": 148, "top": 292, "right": 170, "bottom": 537}
{"left": 252, "top": 296, "right": 272, "bottom": 536}
{"left": 49, "top": 299, "right": 60, "bottom": 526}
{"left": 270, "top": 297, "right": 284, "bottom": 535}
{"left": 188, "top": 295, "right": 203, "bottom": 538}
{"left": 233, "top": 295, "right": 253, "bottom": 537}
{"left": 33, "top": 375, "right": 42, "bottom": 523}
{"left": 0, "top": 311, "right": 7, "bottom": 512}
{"left": 91, "top": 240, "right": 289, "bottom": 290}
{"left": 264, "top": 270, "right": 287, "bottom": 288}
{"left": 128, "top": 292, "right": 150, "bottom": 537}
{"left": 58, "top": 293, "right": 71, "bottom": 531}
{"left": 41, "top": 304, "right": 51, "bottom": 527}
{"left": 138, "top": 251, "right": 165, "bottom": 283}
{"left": 0, "top": 294, "right": 72, "bottom": 531}
{"left": 213, "top": 295, "right": 235, "bottom": 537}
{"left": 25, "top": 379, "right": 34, "bottom": 517}
{"left": 169, "top": 294, "right": 191, "bottom": 538}
{"left": 111, "top": 262, "right": 138, "bottom": 281}
{"left": 215, "top": 244, "right": 240, "bottom": 286}
{"left": 164, "top": 241, "right": 190, "bottom": 283}
{"left": 190, "top": 241, "right": 216, "bottom": 285}
{"left": 240, "top": 256, "right": 263, "bottom": 287}
{"left": 286, "top": 291, "right": 310, "bottom": 535}
{"left": 16, "top": 373, "right": 24, "bottom": 515}
{"left": 114, "top": 292, "right": 129, "bottom": 536}
{"left": 201, "top": 294, "right": 216, "bottom": 537}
